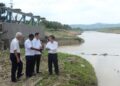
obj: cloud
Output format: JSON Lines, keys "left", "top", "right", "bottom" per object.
{"left": 1, "top": 0, "right": 120, "bottom": 24}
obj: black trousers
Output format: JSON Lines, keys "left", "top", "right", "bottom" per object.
{"left": 25, "top": 56, "right": 34, "bottom": 77}
{"left": 10, "top": 53, "right": 23, "bottom": 81}
{"left": 48, "top": 53, "right": 59, "bottom": 75}
{"left": 34, "top": 54, "right": 41, "bottom": 73}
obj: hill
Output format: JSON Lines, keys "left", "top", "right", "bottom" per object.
{"left": 70, "top": 23, "right": 120, "bottom": 30}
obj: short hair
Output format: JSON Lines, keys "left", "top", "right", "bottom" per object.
{"left": 35, "top": 32, "right": 39, "bottom": 36}
{"left": 49, "top": 35, "right": 55, "bottom": 40}
{"left": 29, "top": 34, "right": 34, "bottom": 38}
{"left": 15, "top": 32, "right": 23, "bottom": 37}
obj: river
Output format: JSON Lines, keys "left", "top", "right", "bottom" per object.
{"left": 58, "top": 31, "right": 120, "bottom": 86}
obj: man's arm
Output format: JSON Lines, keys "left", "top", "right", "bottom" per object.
{"left": 31, "top": 47, "right": 41, "bottom": 51}
{"left": 14, "top": 50, "right": 20, "bottom": 63}
{"left": 32, "top": 40, "right": 41, "bottom": 51}
{"left": 45, "top": 43, "right": 50, "bottom": 50}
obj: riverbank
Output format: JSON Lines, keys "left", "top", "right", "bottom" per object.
{"left": 0, "top": 49, "right": 97, "bottom": 86}
{"left": 98, "top": 28, "right": 120, "bottom": 34}
{"left": 45, "top": 29, "right": 84, "bottom": 46}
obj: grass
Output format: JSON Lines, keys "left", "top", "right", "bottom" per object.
{"left": 0, "top": 50, "right": 97, "bottom": 86}
{"left": 35, "top": 51, "right": 97, "bottom": 86}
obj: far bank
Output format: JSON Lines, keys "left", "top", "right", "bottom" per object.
{"left": 45, "top": 29, "right": 84, "bottom": 46}
{"left": 98, "top": 28, "right": 120, "bottom": 34}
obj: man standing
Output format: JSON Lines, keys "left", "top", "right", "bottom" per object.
{"left": 33, "top": 33, "right": 42, "bottom": 74}
{"left": 46, "top": 35, "right": 59, "bottom": 75}
{"left": 24, "top": 34, "right": 40, "bottom": 78}
{"left": 10, "top": 32, "right": 23, "bottom": 82}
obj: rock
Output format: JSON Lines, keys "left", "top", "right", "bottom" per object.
{"left": 91, "top": 53, "right": 98, "bottom": 56}
{"left": 81, "top": 52, "right": 85, "bottom": 55}
{"left": 101, "top": 53, "right": 108, "bottom": 56}
{"left": 81, "top": 64, "right": 85, "bottom": 68}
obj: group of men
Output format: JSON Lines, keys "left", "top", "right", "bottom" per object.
{"left": 10, "top": 32, "right": 59, "bottom": 82}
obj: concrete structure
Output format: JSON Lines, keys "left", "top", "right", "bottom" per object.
{"left": 0, "top": 22, "right": 45, "bottom": 49}
{"left": 0, "top": 3, "right": 45, "bottom": 49}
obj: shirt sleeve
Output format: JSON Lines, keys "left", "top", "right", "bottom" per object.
{"left": 46, "top": 43, "right": 49, "bottom": 49}
{"left": 53, "top": 42, "right": 58, "bottom": 50}
{"left": 13, "top": 41, "right": 18, "bottom": 51}
{"left": 25, "top": 41, "right": 32, "bottom": 49}
{"left": 39, "top": 40, "right": 42, "bottom": 47}
{"left": 32, "top": 40, "right": 35, "bottom": 48}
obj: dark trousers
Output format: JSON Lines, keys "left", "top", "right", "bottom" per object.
{"left": 34, "top": 54, "right": 41, "bottom": 73}
{"left": 48, "top": 53, "right": 59, "bottom": 75}
{"left": 26, "top": 56, "right": 34, "bottom": 77}
{"left": 10, "top": 53, "right": 23, "bottom": 81}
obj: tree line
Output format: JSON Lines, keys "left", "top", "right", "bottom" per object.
{"left": 41, "top": 20, "right": 72, "bottom": 30}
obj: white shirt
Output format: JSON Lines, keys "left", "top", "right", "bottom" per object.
{"left": 24, "top": 39, "right": 34, "bottom": 56}
{"left": 46, "top": 41, "right": 58, "bottom": 54}
{"left": 33, "top": 38, "right": 42, "bottom": 55}
{"left": 10, "top": 38, "right": 20, "bottom": 53}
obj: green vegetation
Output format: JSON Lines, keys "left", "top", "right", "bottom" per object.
{"left": 35, "top": 51, "right": 97, "bottom": 86}
{"left": 0, "top": 50, "right": 97, "bottom": 86}
{"left": 41, "top": 20, "right": 72, "bottom": 30}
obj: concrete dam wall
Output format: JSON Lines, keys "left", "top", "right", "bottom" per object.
{"left": 0, "top": 22, "right": 45, "bottom": 49}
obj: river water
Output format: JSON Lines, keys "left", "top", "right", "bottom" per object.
{"left": 58, "top": 31, "right": 120, "bottom": 86}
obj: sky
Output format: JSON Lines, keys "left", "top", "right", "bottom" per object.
{"left": 1, "top": 0, "right": 120, "bottom": 24}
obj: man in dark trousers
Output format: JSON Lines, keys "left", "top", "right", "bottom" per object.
{"left": 33, "top": 33, "right": 43, "bottom": 74}
{"left": 24, "top": 34, "right": 41, "bottom": 78}
{"left": 10, "top": 32, "right": 24, "bottom": 82}
{"left": 46, "top": 35, "right": 59, "bottom": 75}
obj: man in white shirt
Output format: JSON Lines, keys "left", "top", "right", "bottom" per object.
{"left": 10, "top": 32, "right": 23, "bottom": 82}
{"left": 33, "top": 33, "right": 43, "bottom": 73}
{"left": 46, "top": 35, "right": 59, "bottom": 75}
{"left": 24, "top": 34, "right": 41, "bottom": 78}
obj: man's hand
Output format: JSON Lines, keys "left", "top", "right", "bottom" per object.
{"left": 14, "top": 50, "right": 20, "bottom": 63}
{"left": 17, "top": 58, "right": 20, "bottom": 63}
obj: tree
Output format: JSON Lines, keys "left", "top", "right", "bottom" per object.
{"left": 41, "top": 20, "right": 72, "bottom": 30}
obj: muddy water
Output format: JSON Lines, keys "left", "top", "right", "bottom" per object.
{"left": 58, "top": 31, "right": 120, "bottom": 86}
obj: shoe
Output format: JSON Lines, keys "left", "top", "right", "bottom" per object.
{"left": 37, "top": 71, "right": 42, "bottom": 74}
{"left": 17, "top": 73, "right": 24, "bottom": 79}
{"left": 49, "top": 73, "right": 53, "bottom": 75}
{"left": 56, "top": 73, "right": 59, "bottom": 76}
{"left": 11, "top": 79, "right": 17, "bottom": 82}
{"left": 32, "top": 73, "right": 36, "bottom": 76}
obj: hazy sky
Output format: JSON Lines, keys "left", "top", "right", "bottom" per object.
{"left": 1, "top": 0, "right": 120, "bottom": 24}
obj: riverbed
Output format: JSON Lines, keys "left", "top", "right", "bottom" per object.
{"left": 58, "top": 31, "right": 120, "bottom": 86}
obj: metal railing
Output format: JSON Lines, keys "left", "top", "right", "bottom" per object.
{"left": 0, "top": 3, "right": 45, "bottom": 26}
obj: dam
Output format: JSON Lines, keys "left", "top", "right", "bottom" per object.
{"left": 0, "top": 3, "right": 45, "bottom": 49}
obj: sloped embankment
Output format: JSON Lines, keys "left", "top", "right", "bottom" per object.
{"left": 0, "top": 50, "right": 97, "bottom": 86}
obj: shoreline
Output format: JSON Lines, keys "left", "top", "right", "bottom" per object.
{"left": 45, "top": 29, "right": 84, "bottom": 46}
{"left": 98, "top": 29, "right": 120, "bottom": 34}
{"left": 56, "top": 37, "right": 84, "bottom": 46}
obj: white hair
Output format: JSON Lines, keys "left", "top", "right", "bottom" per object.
{"left": 15, "top": 32, "right": 23, "bottom": 37}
